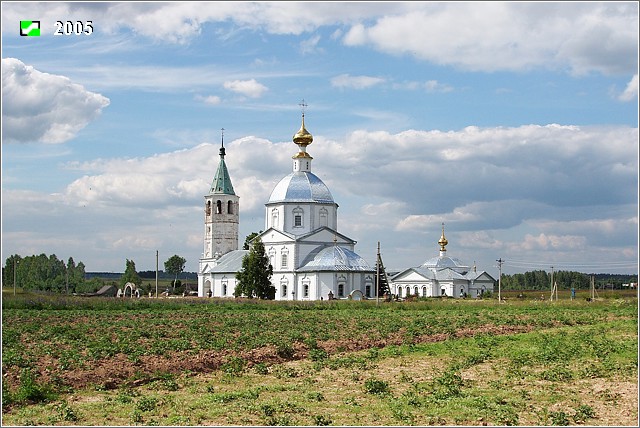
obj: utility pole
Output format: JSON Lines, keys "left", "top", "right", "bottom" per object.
{"left": 376, "top": 242, "right": 380, "bottom": 306}
{"left": 550, "top": 266, "right": 554, "bottom": 301}
{"left": 496, "top": 258, "right": 503, "bottom": 303}
{"left": 155, "top": 250, "right": 159, "bottom": 298}
{"left": 13, "top": 259, "right": 17, "bottom": 296}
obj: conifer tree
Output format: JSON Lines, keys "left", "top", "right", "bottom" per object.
{"left": 120, "top": 259, "right": 141, "bottom": 287}
{"left": 234, "top": 239, "right": 274, "bottom": 299}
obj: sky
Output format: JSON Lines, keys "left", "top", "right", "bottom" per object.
{"left": 1, "top": 1, "right": 638, "bottom": 278}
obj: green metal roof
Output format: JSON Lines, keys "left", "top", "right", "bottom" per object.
{"left": 210, "top": 146, "right": 235, "bottom": 195}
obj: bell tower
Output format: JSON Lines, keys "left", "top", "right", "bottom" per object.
{"left": 203, "top": 129, "right": 239, "bottom": 259}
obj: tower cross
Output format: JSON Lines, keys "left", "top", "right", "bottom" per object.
{"left": 299, "top": 99, "right": 308, "bottom": 117}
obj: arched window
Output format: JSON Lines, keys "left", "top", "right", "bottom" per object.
{"left": 268, "top": 247, "right": 276, "bottom": 269}
{"left": 303, "top": 284, "right": 309, "bottom": 298}
{"left": 338, "top": 284, "right": 344, "bottom": 297}
{"left": 414, "top": 286, "right": 418, "bottom": 296}
{"left": 293, "top": 207, "right": 303, "bottom": 228}
{"left": 271, "top": 209, "right": 279, "bottom": 229}
{"left": 319, "top": 208, "right": 328, "bottom": 227}
{"left": 216, "top": 200, "right": 222, "bottom": 214}
{"left": 398, "top": 287, "right": 403, "bottom": 298}
{"left": 282, "top": 284, "right": 287, "bottom": 297}
{"left": 422, "top": 286, "right": 427, "bottom": 297}
{"left": 281, "top": 253, "right": 288, "bottom": 269}
{"left": 206, "top": 201, "right": 211, "bottom": 216}
{"left": 365, "top": 285, "right": 371, "bottom": 298}
{"left": 227, "top": 200, "right": 233, "bottom": 214}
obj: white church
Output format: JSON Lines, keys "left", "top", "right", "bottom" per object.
{"left": 389, "top": 224, "right": 495, "bottom": 299}
{"left": 197, "top": 114, "right": 495, "bottom": 300}
{"left": 198, "top": 114, "right": 376, "bottom": 300}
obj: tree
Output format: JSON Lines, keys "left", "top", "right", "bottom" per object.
{"left": 234, "top": 238, "right": 274, "bottom": 299}
{"left": 120, "top": 259, "right": 141, "bottom": 288}
{"left": 164, "top": 255, "right": 186, "bottom": 290}
{"left": 243, "top": 231, "right": 263, "bottom": 250}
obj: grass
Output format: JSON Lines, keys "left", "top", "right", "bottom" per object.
{"left": 1, "top": 292, "right": 637, "bottom": 425}
{"left": 3, "top": 319, "right": 636, "bottom": 425}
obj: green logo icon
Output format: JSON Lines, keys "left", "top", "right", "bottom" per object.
{"left": 20, "top": 21, "right": 40, "bottom": 36}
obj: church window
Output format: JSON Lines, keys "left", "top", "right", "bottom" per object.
{"left": 281, "top": 253, "right": 288, "bottom": 269}
{"left": 460, "top": 288, "right": 465, "bottom": 297}
{"left": 268, "top": 248, "right": 276, "bottom": 269}
{"left": 271, "top": 209, "right": 279, "bottom": 229}
{"left": 398, "top": 287, "right": 403, "bottom": 298}
{"left": 227, "top": 201, "right": 233, "bottom": 214}
{"left": 303, "top": 284, "right": 309, "bottom": 298}
{"left": 338, "top": 284, "right": 344, "bottom": 297}
{"left": 365, "top": 285, "right": 371, "bottom": 298}
{"left": 222, "top": 281, "right": 228, "bottom": 296}
{"left": 414, "top": 286, "right": 418, "bottom": 296}
{"left": 319, "top": 208, "right": 328, "bottom": 227}
{"left": 422, "top": 286, "right": 427, "bottom": 297}
{"left": 216, "top": 200, "right": 222, "bottom": 214}
{"left": 293, "top": 207, "right": 303, "bottom": 228}
{"left": 282, "top": 284, "right": 287, "bottom": 297}
{"left": 206, "top": 201, "right": 211, "bottom": 215}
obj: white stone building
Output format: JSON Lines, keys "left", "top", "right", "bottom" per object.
{"left": 198, "top": 115, "right": 375, "bottom": 300}
{"left": 389, "top": 225, "right": 496, "bottom": 299}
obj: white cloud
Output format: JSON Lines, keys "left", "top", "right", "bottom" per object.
{"left": 2, "top": 123, "right": 637, "bottom": 273}
{"left": 2, "top": 3, "right": 634, "bottom": 76}
{"left": 1, "top": 58, "right": 110, "bottom": 144}
{"left": 223, "top": 79, "right": 268, "bottom": 98}
{"left": 392, "top": 80, "right": 454, "bottom": 93}
{"left": 519, "top": 233, "right": 587, "bottom": 251}
{"left": 618, "top": 74, "right": 639, "bottom": 101}
{"left": 300, "top": 35, "right": 322, "bottom": 55}
{"left": 195, "top": 94, "right": 222, "bottom": 105}
{"left": 342, "top": 2, "right": 638, "bottom": 75}
{"left": 331, "top": 74, "right": 385, "bottom": 89}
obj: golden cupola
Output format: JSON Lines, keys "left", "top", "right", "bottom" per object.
{"left": 292, "top": 113, "right": 314, "bottom": 160}
{"left": 438, "top": 223, "right": 448, "bottom": 252}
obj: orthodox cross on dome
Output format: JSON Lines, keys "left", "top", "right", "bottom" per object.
{"left": 299, "top": 99, "right": 308, "bottom": 117}
{"left": 220, "top": 127, "right": 226, "bottom": 156}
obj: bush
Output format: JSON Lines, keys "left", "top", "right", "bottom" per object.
{"left": 312, "top": 415, "right": 332, "bottom": 426}
{"left": 364, "top": 378, "right": 390, "bottom": 395}
{"left": 309, "top": 348, "right": 328, "bottom": 361}
{"left": 549, "top": 411, "right": 570, "bottom": 426}
{"left": 13, "top": 368, "right": 57, "bottom": 405}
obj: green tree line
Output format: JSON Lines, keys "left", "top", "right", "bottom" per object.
{"left": 2, "top": 253, "right": 100, "bottom": 294}
{"left": 3, "top": 254, "right": 193, "bottom": 296}
{"left": 500, "top": 270, "right": 637, "bottom": 291}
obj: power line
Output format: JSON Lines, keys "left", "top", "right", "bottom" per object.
{"left": 503, "top": 259, "right": 637, "bottom": 270}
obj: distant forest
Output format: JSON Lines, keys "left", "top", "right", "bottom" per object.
{"left": 499, "top": 270, "right": 637, "bottom": 291}
{"left": 85, "top": 271, "right": 198, "bottom": 280}
{"left": 2, "top": 253, "right": 195, "bottom": 295}
{"left": 3, "top": 253, "right": 636, "bottom": 294}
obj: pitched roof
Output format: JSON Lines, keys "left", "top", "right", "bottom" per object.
{"left": 210, "top": 149, "right": 235, "bottom": 195}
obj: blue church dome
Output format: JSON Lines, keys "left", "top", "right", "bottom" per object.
{"left": 298, "top": 246, "right": 371, "bottom": 271}
{"left": 267, "top": 171, "right": 334, "bottom": 204}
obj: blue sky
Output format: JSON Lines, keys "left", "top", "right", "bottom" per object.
{"left": 2, "top": 1, "right": 638, "bottom": 276}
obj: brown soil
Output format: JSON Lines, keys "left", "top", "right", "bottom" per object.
{"left": 4, "top": 323, "right": 536, "bottom": 393}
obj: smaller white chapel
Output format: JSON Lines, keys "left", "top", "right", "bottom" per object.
{"left": 389, "top": 225, "right": 495, "bottom": 299}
